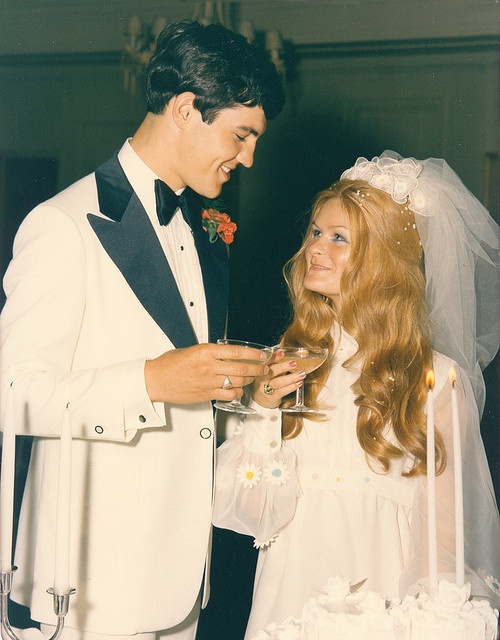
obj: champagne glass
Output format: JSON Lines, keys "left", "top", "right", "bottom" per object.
{"left": 214, "top": 339, "right": 274, "bottom": 414}
{"left": 276, "top": 346, "right": 328, "bottom": 413}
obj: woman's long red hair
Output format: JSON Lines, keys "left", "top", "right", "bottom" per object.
{"left": 280, "top": 179, "right": 446, "bottom": 476}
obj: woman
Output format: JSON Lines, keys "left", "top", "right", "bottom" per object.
{"left": 213, "top": 151, "right": 500, "bottom": 638}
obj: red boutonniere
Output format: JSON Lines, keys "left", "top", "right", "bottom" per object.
{"left": 201, "top": 208, "right": 237, "bottom": 245}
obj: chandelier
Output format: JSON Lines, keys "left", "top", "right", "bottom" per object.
{"left": 121, "top": 1, "right": 288, "bottom": 94}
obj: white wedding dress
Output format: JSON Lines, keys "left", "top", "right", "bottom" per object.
{"left": 212, "top": 329, "right": 500, "bottom": 639}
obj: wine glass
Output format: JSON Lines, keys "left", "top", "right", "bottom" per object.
{"left": 276, "top": 346, "right": 328, "bottom": 413}
{"left": 214, "top": 339, "right": 274, "bottom": 414}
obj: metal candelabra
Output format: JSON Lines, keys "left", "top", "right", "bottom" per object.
{"left": 0, "top": 567, "right": 75, "bottom": 640}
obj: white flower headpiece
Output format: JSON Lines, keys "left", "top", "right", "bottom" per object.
{"left": 341, "top": 155, "right": 428, "bottom": 213}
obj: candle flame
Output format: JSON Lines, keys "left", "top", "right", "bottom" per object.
{"left": 449, "top": 367, "right": 457, "bottom": 388}
{"left": 426, "top": 370, "right": 435, "bottom": 390}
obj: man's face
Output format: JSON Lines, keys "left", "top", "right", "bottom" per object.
{"left": 175, "top": 104, "right": 267, "bottom": 199}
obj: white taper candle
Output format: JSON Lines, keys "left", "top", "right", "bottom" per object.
{"left": 0, "top": 384, "right": 16, "bottom": 572}
{"left": 449, "top": 367, "right": 465, "bottom": 587}
{"left": 54, "top": 406, "right": 73, "bottom": 594}
{"left": 426, "top": 370, "right": 438, "bottom": 594}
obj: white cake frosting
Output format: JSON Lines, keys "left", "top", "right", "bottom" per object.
{"left": 252, "top": 576, "right": 499, "bottom": 640}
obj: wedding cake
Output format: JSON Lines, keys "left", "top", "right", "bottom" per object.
{"left": 252, "top": 576, "right": 499, "bottom": 640}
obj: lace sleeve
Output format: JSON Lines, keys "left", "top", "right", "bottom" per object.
{"left": 400, "top": 360, "right": 500, "bottom": 605}
{"left": 212, "top": 403, "right": 300, "bottom": 548}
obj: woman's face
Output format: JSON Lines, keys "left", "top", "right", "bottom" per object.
{"left": 303, "top": 198, "right": 351, "bottom": 305}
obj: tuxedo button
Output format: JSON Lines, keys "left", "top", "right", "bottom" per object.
{"left": 95, "top": 425, "right": 104, "bottom": 435}
{"left": 199, "top": 427, "right": 212, "bottom": 439}
{"left": 139, "top": 415, "right": 146, "bottom": 423}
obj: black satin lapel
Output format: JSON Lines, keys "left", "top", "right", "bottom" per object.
{"left": 95, "top": 153, "right": 134, "bottom": 222}
{"left": 185, "top": 190, "right": 230, "bottom": 343}
{"left": 89, "top": 163, "right": 198, "bottom": 348}
{"left": 197, "top": 233, "right": 230, "bottom": 343}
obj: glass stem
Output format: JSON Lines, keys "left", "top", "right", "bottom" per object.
{"left": 296, "top": 383, "right": 305, "bottom": 407}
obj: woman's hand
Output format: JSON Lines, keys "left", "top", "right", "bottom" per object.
{"left": 251, "top": 351, "right": 307, "bottom": 409}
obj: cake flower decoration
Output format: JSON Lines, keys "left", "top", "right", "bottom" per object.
{"left": 323, "top": 575, "right": 352, "bottom": 600}
{"left": 435, "top": 580, "right": 471, "bottom": 611}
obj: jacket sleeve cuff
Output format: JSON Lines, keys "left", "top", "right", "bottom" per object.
{"left": 69, "top": 359, "right": 166, "bottom": 442}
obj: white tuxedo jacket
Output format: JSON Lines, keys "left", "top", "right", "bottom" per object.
{"left": 0, "top": 151, "right": 229, "bottom": 634}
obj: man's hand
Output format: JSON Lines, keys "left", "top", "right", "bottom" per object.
{"left": 144, "top": 342, "right": 270, "bottom": 404}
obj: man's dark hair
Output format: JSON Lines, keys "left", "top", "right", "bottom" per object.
{"left": 146, "top": 20, "right": 285, "bottom": 122}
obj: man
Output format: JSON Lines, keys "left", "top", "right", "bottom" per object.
{"left": 0, "top": 19, "right": 284, "bottom": 640}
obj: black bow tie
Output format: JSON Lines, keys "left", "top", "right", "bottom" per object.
{"left": 155, "top": 179, "right": 190, "bottom": 227}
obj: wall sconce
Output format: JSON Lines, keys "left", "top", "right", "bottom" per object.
{"left": 122, "top": 15, "right": 168, "bottom": 95}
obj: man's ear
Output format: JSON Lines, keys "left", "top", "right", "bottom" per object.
{"left": 171, "top": 92, "right": 198, "bottom": 129}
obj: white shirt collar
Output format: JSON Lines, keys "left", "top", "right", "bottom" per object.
{"left": 117, "top": 139, "right": 185, "bottom": 224}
